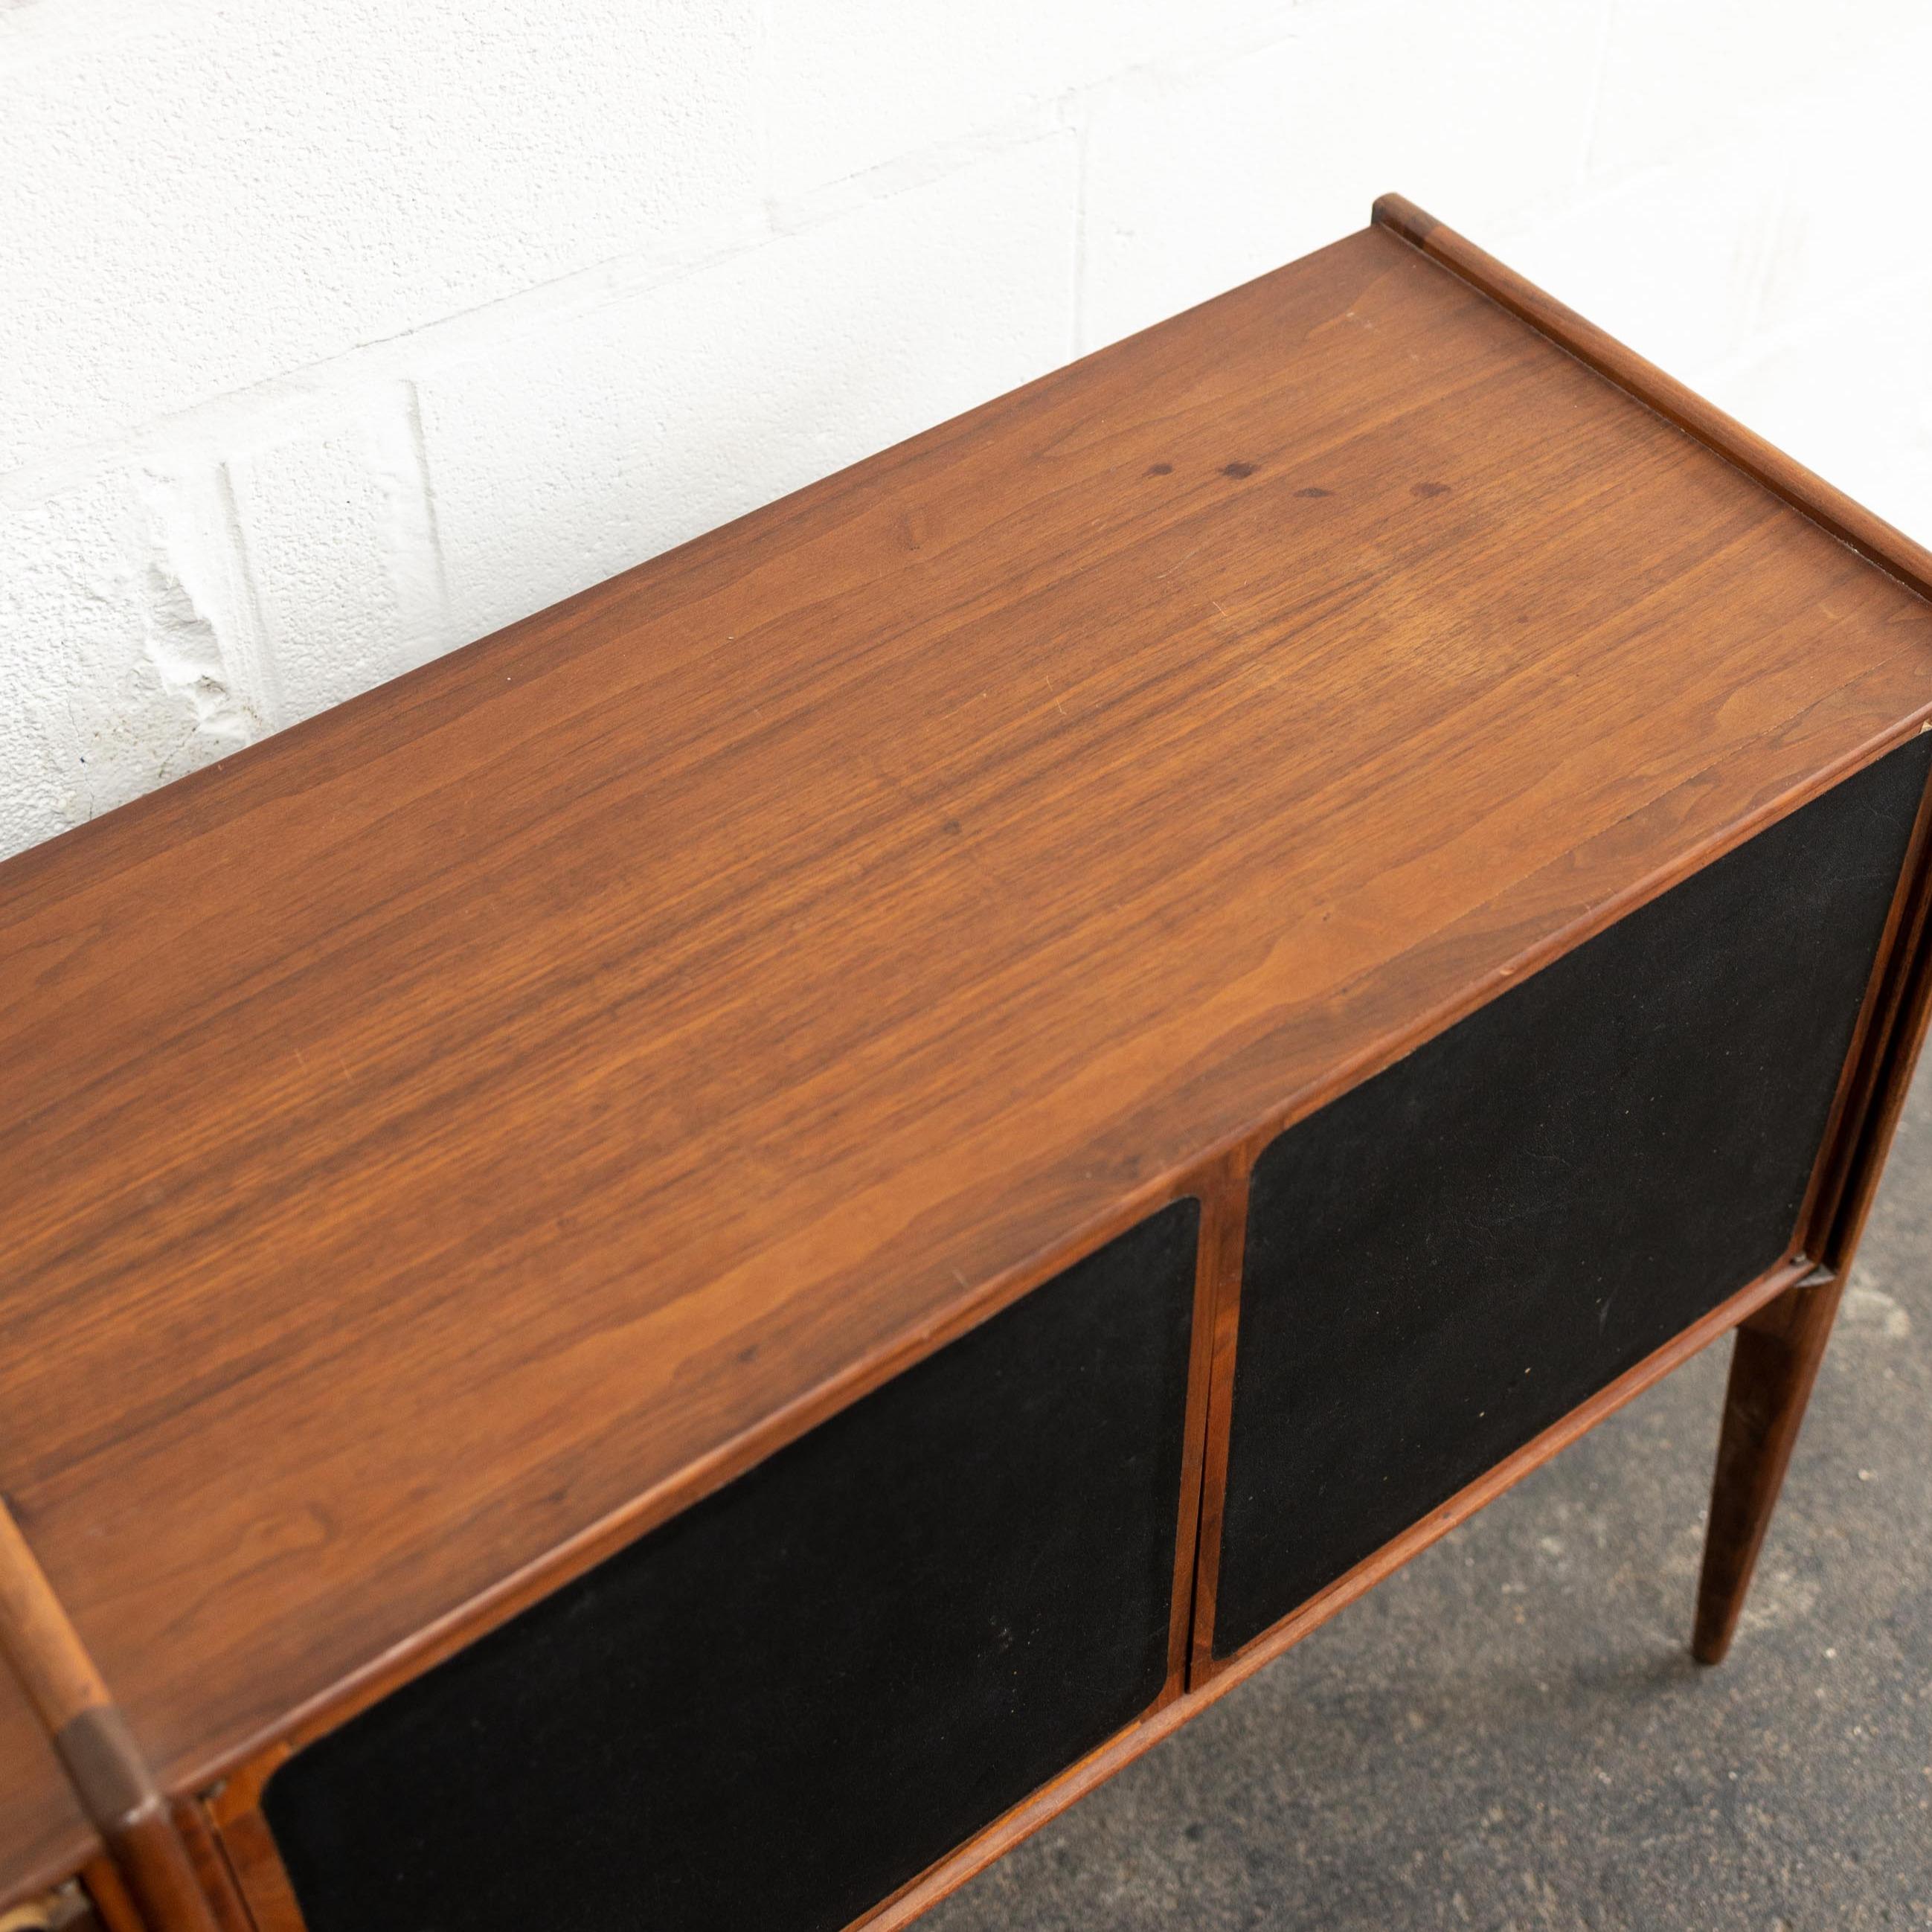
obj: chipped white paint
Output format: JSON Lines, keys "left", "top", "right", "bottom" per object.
{"left": 1, "top": 0, "right": 1929, "bottom": 859}
{"left": 135, "top": 463, "right": 272, "bottom": 742}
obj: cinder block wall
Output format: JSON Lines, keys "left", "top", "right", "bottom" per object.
{"left": 3, "top": 0, "right": 1927, "bottom": 861}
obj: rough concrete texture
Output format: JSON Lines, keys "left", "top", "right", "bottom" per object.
{"left": 933, "top": 1071, "right": 1932, "bottom": 1931}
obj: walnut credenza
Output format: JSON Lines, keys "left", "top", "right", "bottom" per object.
{"left": 4, "top": 196, "right": 1932, "bottom": 1932}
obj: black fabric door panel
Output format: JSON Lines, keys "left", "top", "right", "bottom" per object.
{"left": 1214, "top": 734, "right": 1931, "bottom": 1657}
{"left": 265, "top": 1197, "right": 1199, "bottom": 1932}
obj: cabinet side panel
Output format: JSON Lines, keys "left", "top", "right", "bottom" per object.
{"left": 1214, "top": 733, "right": 1932, "bottom": 1658}
{"left": 260, "top": 1199, "right": 1199, "bottom": 1932}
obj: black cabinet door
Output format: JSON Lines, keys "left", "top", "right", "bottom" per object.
{"left": 1213, "top": 735, "right": 1931, "bottom": 1659}
{"left": 264, "top": 1198, "right": 1198, "bottom": 1932}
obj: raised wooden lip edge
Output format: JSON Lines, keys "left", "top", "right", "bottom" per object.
{"left": 0, "top": 1509, "right": 219, "bottom": 1931}
{"left": 0, "top": 1505, "right": 107, "bottom": 1907}
{"left": 1370, "top": 193, "right": 1932, "bottom": 611}
{"left": 8, "top": 192, "right": 1930, "bottom": 1913}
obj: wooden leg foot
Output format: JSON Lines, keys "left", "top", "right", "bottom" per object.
{"left": 1692, "top": 1269, "right": 1845, "bottom": 1665}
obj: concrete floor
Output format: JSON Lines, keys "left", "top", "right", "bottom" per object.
{"left": 933, "top": 1072, "right": 1932, "bottom": 1932}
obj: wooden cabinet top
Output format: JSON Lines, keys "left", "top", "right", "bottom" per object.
{"left": 4, "top": 197, "right": 1930, "bottom": 1902}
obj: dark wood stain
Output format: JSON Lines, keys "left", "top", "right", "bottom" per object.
{"left": 1695, "top": 1270, "right": 1844, "bottom": 1664}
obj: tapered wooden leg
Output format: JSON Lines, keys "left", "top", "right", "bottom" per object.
{"left": 1692, "top": 1269, "right": 1845, "bottom": 1665}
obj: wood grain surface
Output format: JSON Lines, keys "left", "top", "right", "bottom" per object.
{"left": 3, "top": 207, "right": 1931, "bottom": 1902}
{"left": 1370, "top": 194, "right": 1932, "bottom": 607}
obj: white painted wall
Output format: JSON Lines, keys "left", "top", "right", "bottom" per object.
{"left": 3, "top": 0, "right": 1928, "bottom": 861}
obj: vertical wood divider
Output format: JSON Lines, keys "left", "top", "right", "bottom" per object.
{"left": 1184, "top": 1147, "right": 1254, "bottom": 1688}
